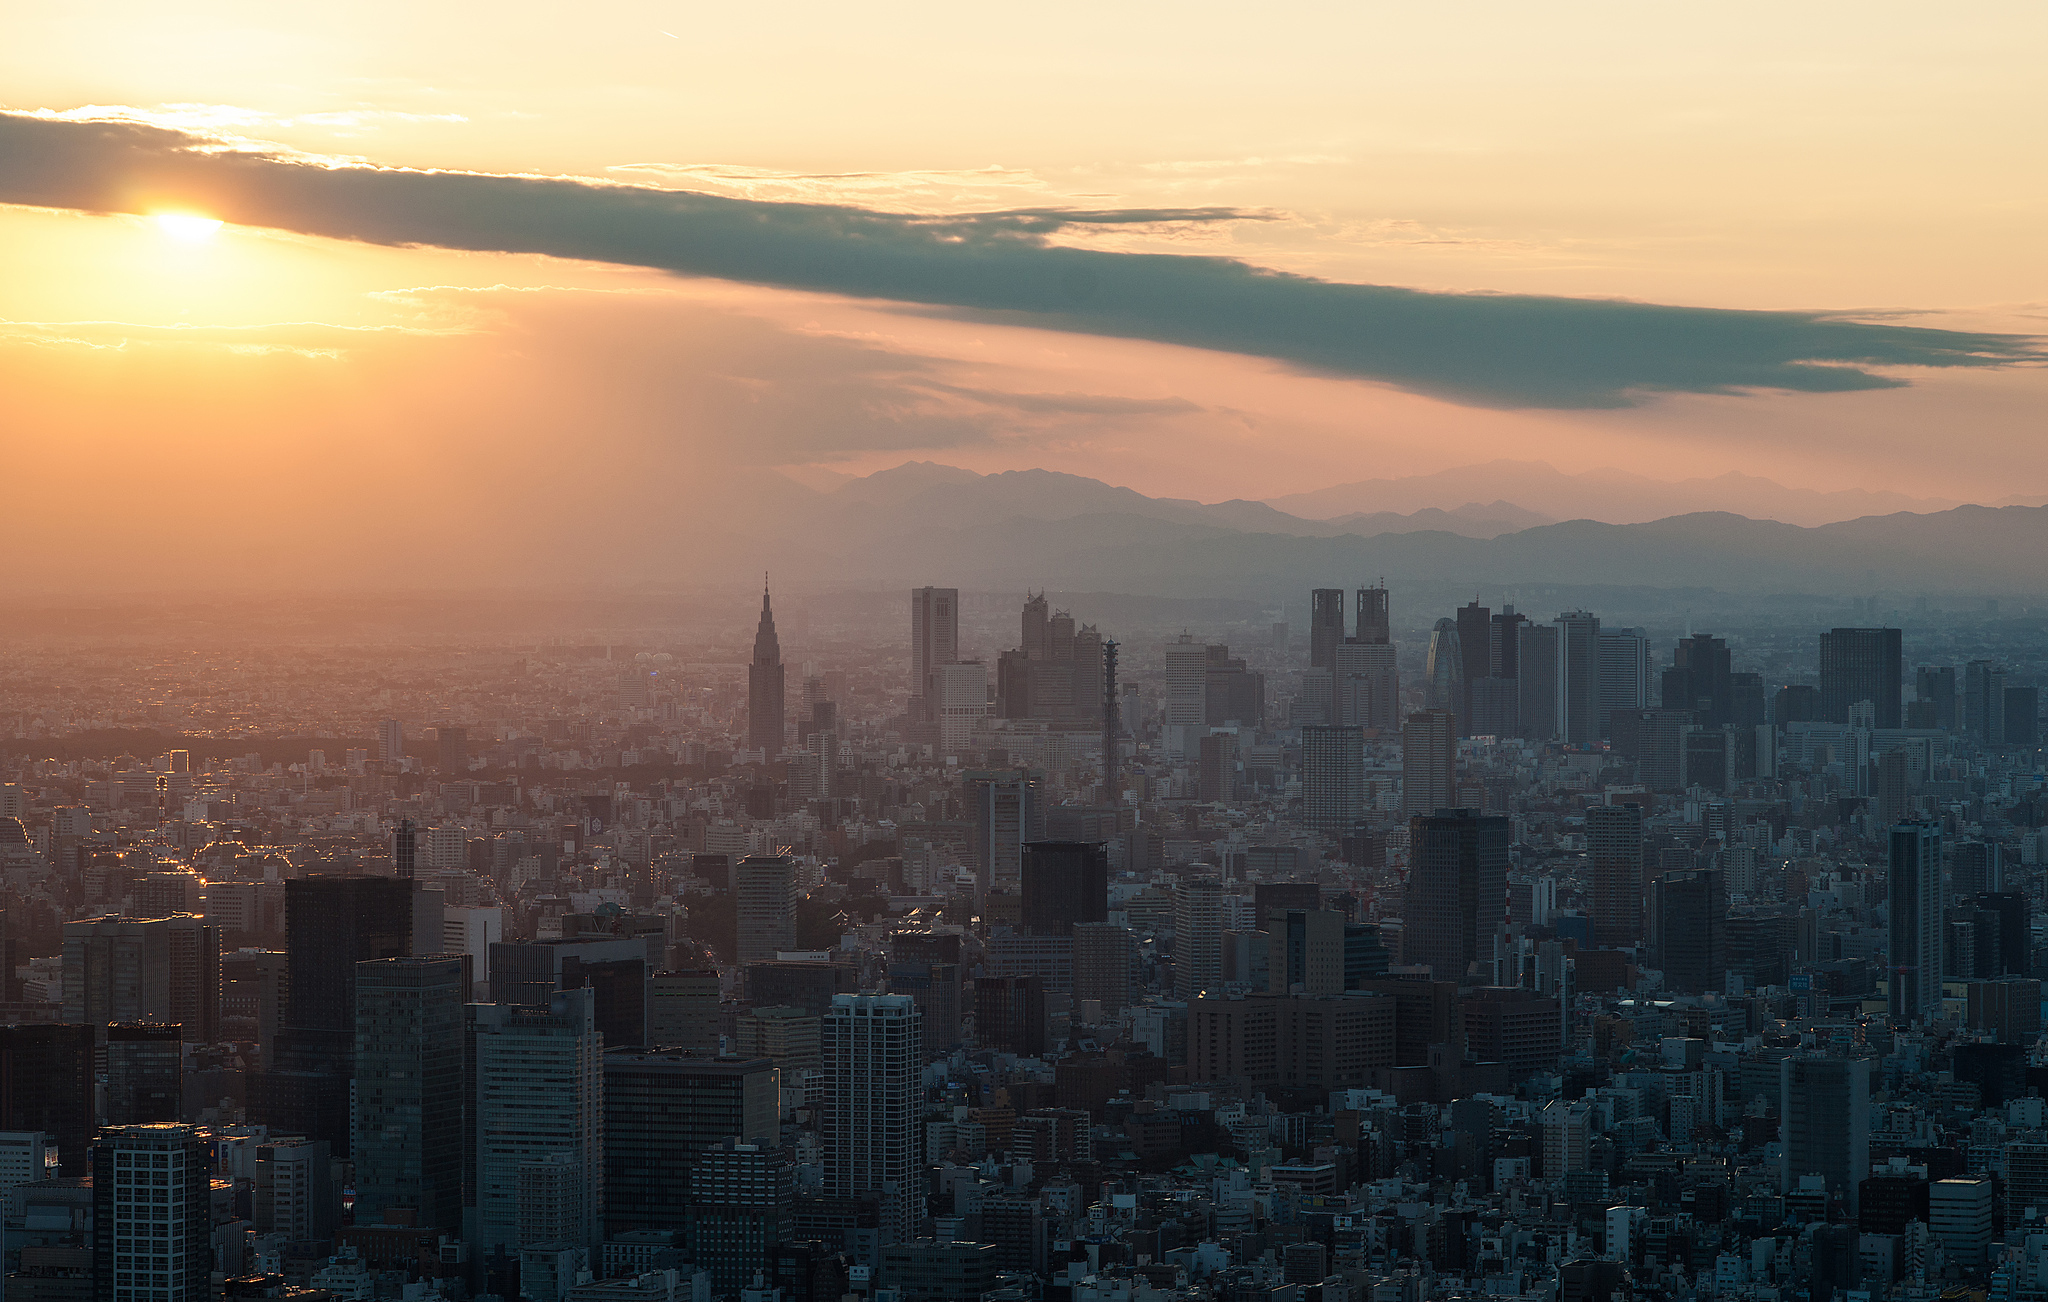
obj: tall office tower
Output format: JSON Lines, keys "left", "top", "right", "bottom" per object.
{"left": 1680, "top": 726, "right": 1731, "bottom": 793}
{"left": 974, "top": 975, "right": 1047, "bottom": 1057}
{"left": 103, "top": 1023, "right": 180, "bottom": 1125}
{"left": 1954, "top": 841, "right": 2004, "bottom": 899}
{"left": 1197, "top": 732, "right": 1238, "bottom": 802}
{"left": 1489, "top": 608, "right": 1527, "bottom": 678}
{"left": 1888, "top": 821, "right": 1944, "bottom": 1022}
{"left": 1585, "top": 804, "right": 1646, "bottom": 947}
{"left": 1424, "top": 619, "right": 1465, "bottom": 731}
{"left": 1654, "top": 868, "right": 1725, "bottom": 994}
{"left": 1020, "top": 841, "right": 1109, "bottom": 936}
{"left": 1554, "top": 611, "right": 1601, "bottom": 744}
{"left": 490, "top": 937, "right": 649, "bottom": 1047}
{"left": 1781, "top": 1056, "right": 1872, "bottom": 1213}
{"left": 436, "top": 726, "right": 468, "bottom": 774}
{"left": 1455, "top": 601, "right": 1492, "bottom": 685}
{"left": 1914, "top": 665, "right": 1958, "bottom": 731}
{"left": 393, "top": 819, "right": 418, "bottom": 879}
{"left": 650, "top": 970, "right": 721, "bottom": 1049}
{"left": 909, "top": 586, "right": 960, "bottom": 699}
{"left": 253, "top": 1136, "right": 338, "bottom": 1242}
{"left": 735, "top": 854, "right": 798, "bottom": 965}
{"left": 1871, "top": 749, "right": 1912, "bottom": 824}
{"left": 887, "top": 959, "right": 960, "bottom": 1056}
{"left": 473, "top": 988, "right": 604, "bottom": 1259}
{"left": 686, "top": 1140, "right": 795, "bottom": 1294}
{"left": 1401, "top": 709, "right": 1457, "bottom": 816}
{"left": 602, "top": 1048, "right": 778, "bottom": 1237}
{"left": 1517, "top": 624, "right": 1559, "bottom": 740}
{"left": 1172, "top": 877, "right": 1226, "bottom": 998}
{"left": 822, "top": 995, "right": 924, "bottom": 1245}
{"left": 1161, "top": 634, "right": 1209, "bottom": 733}
{"left": 747, "top": 582, "right": 786, "bottom": 754}
{"left": 1203, "top": 645, "right": 1263, "bottom": 726}
{"left": 1595, "top": 628, "right": 1651, "bottom": 737}
{"left": 1662, "top": 633, "right": 1733, "bottom": 726}
{"left": 1309, "top": 588, "right": 1346, "bottom": 670}
{"left": 1101, "top": 637, "right": 1122, "bottom": 801}
{"left": 1403, "top": 809, "right": 1510, "bottom": 982}
{"left": 1264, "top": 909, "right": 1345, "bottom": 995}
{"left": 1964, "top": 658, "right": 2007, "bottom": 744}
{"left": 1332, "top": 640, "right": 1399, "bottom": 732}
{"left": 1355, "top": 583, "right": 1390, "bottom": 644}
{"left": 92, "top": 1123, "right": 212, "bottom": 1302}
{"left": 1072, "top": 922, "right": 1136, "bottom": 1014}
{"left": 0, "top": 1026, "right": 94, "bottom": 1175}
{"left": 2006, "top": 686, "right": 2040, "bottom": 747}
{"left": 972, "top": 772, "right": 1043, "bottom": 901}
{"left": 352, "top": 955, "right": 470, "bottom": 1234}
{"left": 930, "top": 661, "right": 990, "bottom": 751}
{"left": 1020, "top": 591, "right": 1050, "bottom": 659}
{"left": 1819, "top": 627, "right": 1903, "bottom": 728}
{"left": 61, "top": 914, "right": 219, "bottom": 1043}
{"left": 378, "top": 718, "right": 405, "bottom": 762}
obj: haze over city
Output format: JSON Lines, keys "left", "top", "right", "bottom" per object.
{"left": 2, "top": 7, "right": 2047, "bottom": 1302}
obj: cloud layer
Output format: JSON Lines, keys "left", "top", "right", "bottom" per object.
{"left": 0, "top": 111, "right": 2037, "bottom": 408}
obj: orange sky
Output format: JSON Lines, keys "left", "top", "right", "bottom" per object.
{"left": 1, "top": 2, "right": 2044, "bottom": 588}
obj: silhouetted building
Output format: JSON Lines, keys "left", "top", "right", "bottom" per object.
{"left": 1819, "top": 627, "right": 1902, "bottom": 728}
{"left": 1555, "top": 611, "right": 1601, "bottom": 745}
{"left": 1654, "top": 867, "right": 1725, "bottom": 994}
{"left": 748, "top": 582, "right": 786, "bottom": 754}
{"left": 1403, "top": 808, "right": 1509, "bottom": 982}
{"left": 1401, "top": 710, "right": 1456, "bottom": 816}
{"left": 604, "top": 1049, "right": 779, "bottom": 1237}
{"left": 353, "top": 955, "right": 470, "bottom": 1234}
{"left": 0, "top": 1024, "right": 95, "bottom": 1175}
{"left": 1585, "top": 804, "right": 1645, "bottom": 948}
{"left": 103, "top": 1022, "right": 180, "bottom": 1125}
{"left": 1888, "top": 821, "right": 1943, "bottom": 1022}
{"left": 976, "top": 975, "right": 1046, "bottom": 1057}
{"left": 1309, "top": 589, "right": 1345, "bottom": 670}
{"left": 1664, "top": 634, "right": 1733, "bottom": 727}
{"left": 1302, "top": 726, "right": 1366, "bottom": 832}
{"left": 1020, "top": 841, "right": 1109, "bottom": 937}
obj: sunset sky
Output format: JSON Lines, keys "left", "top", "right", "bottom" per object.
{"left": 3, "top": 2, "right": 2044, "bottom": 587}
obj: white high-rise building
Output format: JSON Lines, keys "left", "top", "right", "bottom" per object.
{"left": 473, "top": 988, "right": 604, "bottom": 1259}
{"left": 933, "top": 662, "right": 989, "bottom": 752}
{"left": 378, "top": 718, "right": 405, "bottom": 762}
{"left": 1172, "top": 877, "right": 1225, "bottom": 999}
{"left": 823, "top": 995, "right": 923, "bottom": 1244}
{"left": 1596, "top": 628, "right": 1651, "bottom": 731}
{"left": 95, "top": 1123, "right": 213, "bottom": 1302}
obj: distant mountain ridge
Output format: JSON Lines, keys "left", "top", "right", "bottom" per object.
{"left": 1262, "top": 459, "right": 2047, "bottom": 527}
{"left": 714, "top": 461, "right": 2048, "bottom": 597}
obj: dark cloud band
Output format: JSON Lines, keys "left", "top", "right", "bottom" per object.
{"left": 0, "top": 112, "right": 2033, "bottom": 408}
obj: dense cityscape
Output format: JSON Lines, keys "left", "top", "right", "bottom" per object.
{"left": 0, "top": 577, "right": 2042, "bottom": 1302}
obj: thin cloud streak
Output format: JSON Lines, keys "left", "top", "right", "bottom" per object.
{"left": 0, "top": 111, "right": 2036, "bottom": 409}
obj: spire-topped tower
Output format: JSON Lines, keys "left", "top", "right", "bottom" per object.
{"left": 748, "top": 576, "right": 786, "bottom": 754}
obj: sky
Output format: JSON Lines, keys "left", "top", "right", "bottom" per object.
{"left": 2, "top": 2, "right": 2044, "bottom": 587}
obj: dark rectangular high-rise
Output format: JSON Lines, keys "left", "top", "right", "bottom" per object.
{"left": 1455, "top": 601, "right": 1492, "bottom": 685}
{"left": 1355, "top": 584, "right": 1390, "bottom": 645}
{"left": 1310, "top": 588, "right": 1346, "bottom": 670}
{"left": 1402, "top": 809, "right": 1510, "bottom": 983}
{"left": 1585, "top": 804, "right": 1646, "bottom": 948}
{"left": 490, "top": 936, "right": 650, "bottom": 1047}
{"left": 1819, "top": 628, "right": 1902, "bottom": 728}
{"left": 975, "top": 975, "right": 1046, "bottom": 1057}
{"left": 1663, "top": 633, "right": 1733, "bottom": 728}
{"left": 1020, "top": 841, "right": 1109, "bottom": 937}
{"left": 1654, "top": 868, "right": 1725, "bottom": 994}
{"left": 1889, "top": 821, "right": 1943, "bottom": 1022}
{"left": 0, "top": 1025, "right": 95, "bottom": 1174}
{"left": 602, "top": 1049, "right": 780, "bottom": 1237}
{"left": 353, "top": 955, "right": 471, "bottom": 1235}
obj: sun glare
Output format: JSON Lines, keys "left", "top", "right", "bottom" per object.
{"left": 152, "top": 213, "right": 225, "bottom": 243}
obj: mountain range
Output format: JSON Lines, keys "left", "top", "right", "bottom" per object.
{"left": 711, "top": 461, "right": 2048, "bottom": 599}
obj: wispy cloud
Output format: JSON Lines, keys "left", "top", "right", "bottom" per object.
{"left": 0, "top": 110, "right": 2035, "bottom": 409}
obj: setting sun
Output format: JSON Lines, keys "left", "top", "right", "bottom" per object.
{"left": 151, "top": 212, "right": 223, "bottom": 242}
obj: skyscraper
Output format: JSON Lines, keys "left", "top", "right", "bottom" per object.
{"left": 1403, "top": 808, "right": 1509, "bottom": 982}
{"left": 491, "top": 936, "right": 650, "bottom": 1047}
{"left": 92, "top": 1123, "right": 212, "bottom": 1302}
{"left": 436, "top": 726, "right": 469, "bottom": 774}
{"left": 1781, "top": 1056, "right": 1872, "bottom": 1213}
{"left": 1819, "top": 627, "right": 1903, "bottom": 728}
{"left": 1554, "top": 611, "right": 1601, "bottom": 744}
{"left": 1020, "top": 841, "right": 1109, "bottom": 936}
{"left": 1914, "top": 664, "right": 1958, "bottom": 731}
{"left": 686, "top": 1140, "right": 795, "bottom": 1293}
{"left": 736, "top": 854, "right": 798, "bottom": 965}
{"left": 1331, "top": 640, "right": 1399, "bottom": 732}
{"left": 0, "top": 1024, "right": 95, "bottom": 1175}
{"left": 378, "top": 718, "right": 405, "bottom": 763}
{"left": 909, "top": 586, "right": 960, "bottom": 699}
{"left": 353, "top": 955, "right": 470, "bottom": 1234}
{"left": 1654, "top": 867, "right": 1725, "bottom": 994}
{"left": 473, "top": 988, "right": 604, "bottom": 1260}
{"left": 1355, "top": 583, "right": 1390, "bottom": 645}
{"left": 1263, "top": 908, "right": 1345, "bottom": 995}
{"left": 1963, "top": 659, "right": 2008, "bottom": 744}
{"left": 1401, "top": 709, "right": 1456, "bottom": 816}
{"left": 1173, "top": 876, "right": 1225, "bottom": 998}
{"left": 1424, "top": 618, "right": 1464, "bottom": 731}
{"left": 603, "top": 1049, "right": 779, "bottom": 1237}
{"left": 61, "top": 914, "right": 218, "bottom": 1043}
{"left": 748, "top": 581, "right": 786, "bottom": 754}
{"left": 1517, "top": 624, "right": 1559, "bottom": 740}
{"left": 1072, "top": 922, "right": 1136, "bottom": 1014}
{"left": 1888, "top": 821, "right": 1943, "bottom": 1022}
{"left": 971, "top": 771, "right": 1043, "bottom": 902}
{"left": 1595, "top": 627, "right": 1650, "bottom": 737}
{"left": 1664, "top": 634, "right": 1734, "bottom": 727}
{"left": 1585, "top": 803, "right": 1646, "bottom": 948}
{"left": 1309, "top": 588, "right": 1345, "bottom": 670}
{"left": 1301, "top": 725, "right": 1365, "bottom": 832}
{"left": 103, "top": 1023, "right": 180, "bottom": 1125}
{"left": 822, "top": 995, "right": 924, "bottom": 1244}
{"left": 974, "top": 975, "right": 1046, "bottom": 1057}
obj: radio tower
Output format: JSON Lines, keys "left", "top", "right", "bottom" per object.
{"left": 1101, "top": 639, "right": 1121, "bottom": 805}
